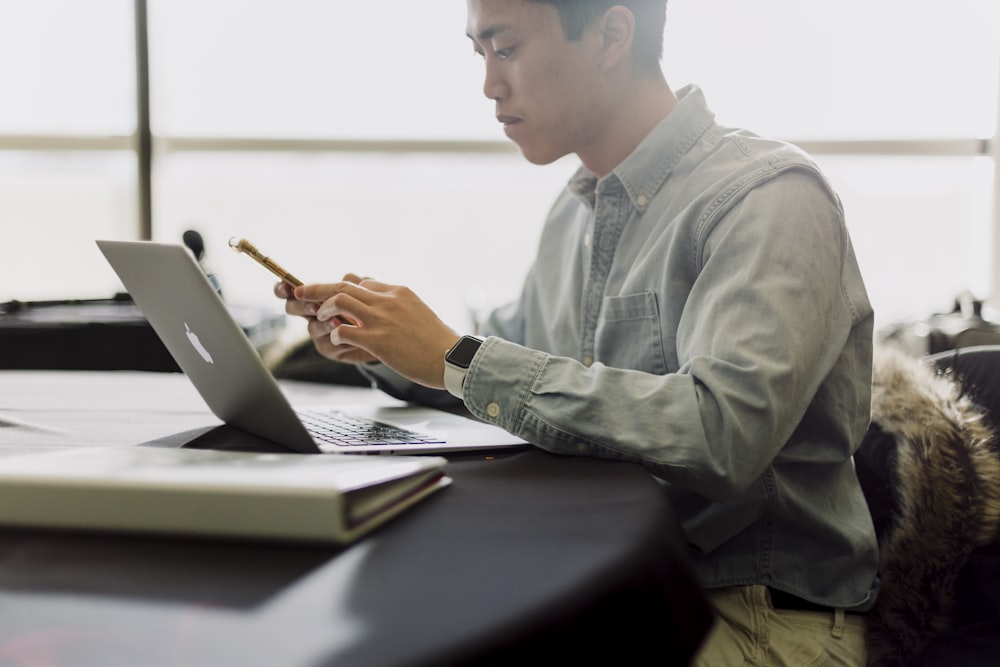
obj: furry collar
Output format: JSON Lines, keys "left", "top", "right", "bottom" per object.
{"left": 864, "top": 345, "right": 1000, "bottom": 665}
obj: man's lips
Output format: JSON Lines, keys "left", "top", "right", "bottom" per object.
{"left": 497, "top": 114, "right": 521, "bottom": 126}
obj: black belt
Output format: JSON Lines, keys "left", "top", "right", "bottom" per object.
{"left": 768, "top": 588, "right": 861, "bottom": 614}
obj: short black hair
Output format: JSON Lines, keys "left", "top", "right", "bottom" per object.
{"left": 528, "top": 0, "right": 667, "bottom": 74}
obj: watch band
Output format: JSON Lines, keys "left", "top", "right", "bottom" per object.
{"left": 443, "top": 362, "right": 468, "bottom": 399}
{"left": 444, "top": 335, "right": 484, "bottom": 399}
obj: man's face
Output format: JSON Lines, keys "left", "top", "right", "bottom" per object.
{"left": 466, "top": 0, "right": 609, "bottom": 166}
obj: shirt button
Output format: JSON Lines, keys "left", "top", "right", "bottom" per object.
{"left": 582, "top": 356, "right": 593, "bottom": 367}
{"left": 486, "top": 402, "right": 501, "bottom": 418}
{"left": 636, "top": 194, "right": 648, "bottom": 207}
{"left": 576, "top": 442, "right": 588, "bottom": 452}
{"left": 583, "top": 233, "right": 591, "bottom": 248}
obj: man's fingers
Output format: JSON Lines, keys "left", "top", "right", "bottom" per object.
{"left": 302, "top": 318, "right": 375, "bottom": 364}
{"left": 306, "top": 317, "right": 334, "bottom": 340}
{"left": 294, "top": 280, "right": 378, "bottom": 303}
{"left": 343, "top": 273, "right": 375, "bottom": 285}
{"left": 285, "top": 298, "right": 317, "bottom": 317}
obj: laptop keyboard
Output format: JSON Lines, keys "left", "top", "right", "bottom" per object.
{"left": 297, "top": 409, "right": 446, "bottom": 448}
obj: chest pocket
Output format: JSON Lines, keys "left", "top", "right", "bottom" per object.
{"left": 594, "top": 291, "right": 668, "bottom": 374}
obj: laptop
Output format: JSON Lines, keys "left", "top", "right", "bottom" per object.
{"left": 96, "top": 240, "right": 528, "bottom": 455}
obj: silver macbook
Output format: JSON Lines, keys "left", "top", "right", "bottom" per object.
{"left": 96, "top": 240, "right": 528, "bottom": 455}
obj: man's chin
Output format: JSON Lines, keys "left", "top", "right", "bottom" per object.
{"left": 514, "top": 142, "right": 568, "bottom": 167}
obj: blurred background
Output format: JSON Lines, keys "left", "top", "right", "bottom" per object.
{"left": 1, "top": 0, "right": 998, "bottom": 336}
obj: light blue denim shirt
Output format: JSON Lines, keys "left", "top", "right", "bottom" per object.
{"left": 365, "top": 85, "right": 879, "bottom": 610}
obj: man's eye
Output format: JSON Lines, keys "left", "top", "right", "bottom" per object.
{"left": 495, "top": 48, "right": 513, "bottom": 59}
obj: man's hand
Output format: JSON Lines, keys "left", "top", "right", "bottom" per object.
{"left": 275, "top": 274, "right": 377, "bottom": 365}
{"left": 276, "top": 275, "right": 460, "bottom": 389}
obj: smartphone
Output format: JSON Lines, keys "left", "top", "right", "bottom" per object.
{"left": 229, "top": 237, "right": 356, "bottom": 325}
{"left": 228, "top": 237, "right": 303, "bottom": 287}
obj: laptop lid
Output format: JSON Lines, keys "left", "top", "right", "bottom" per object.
{"left": 96, "top": 240, "right": 527, "bottom": 455}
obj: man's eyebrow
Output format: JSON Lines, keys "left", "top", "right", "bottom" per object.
{"left": 466, "top": 23, "right": 512, "bottom": 42}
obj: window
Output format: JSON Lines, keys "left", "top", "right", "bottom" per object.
{"left": 0, "top": 1, "right": 135, "bottom": 135}
{"left": 148, "top": 0, "right": 494, "bottom": 140}
{"left": 664, "top": 0, "right": 999, "bottom": 140}
{"left": 2, "top": 0, "right": 998, "bottom": 333}
{"left": 0, "top": 0, "right": 136, "bottom": 300}
{"left": 662, "top": 0, "right": 1000, "bottom": 325}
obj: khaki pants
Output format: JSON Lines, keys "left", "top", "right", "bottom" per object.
{"left": 693, "top": 585, "right": 867, "bottom": 667}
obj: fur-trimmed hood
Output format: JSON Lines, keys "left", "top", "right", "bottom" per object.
{"left": 863, "top": 345, "right": 1000, "bottom": 665}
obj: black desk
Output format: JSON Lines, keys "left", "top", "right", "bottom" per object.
{"left": 0, "top": 371, "right": 712, "bottom": 666}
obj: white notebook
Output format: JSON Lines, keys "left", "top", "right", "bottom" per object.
{"left": 0, "top": 446, "right": 450, "bottom": 544}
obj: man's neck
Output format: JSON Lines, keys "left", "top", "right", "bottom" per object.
{"left": 579, "top": 76, "right": 678, "bottom": 179}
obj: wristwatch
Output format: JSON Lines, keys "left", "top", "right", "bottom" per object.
{"left": 444, "top": 335, "right": 484, "bottom": 399}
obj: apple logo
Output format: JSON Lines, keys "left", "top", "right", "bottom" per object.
{"left": 185, "top": 323, "right": 214, "bottom": 364}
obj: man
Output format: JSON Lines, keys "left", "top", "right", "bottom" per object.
{"left": 277, "top": 1, "right": 879, "bottom": 663}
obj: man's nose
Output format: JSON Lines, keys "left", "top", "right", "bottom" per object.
{"left": 482, "top": 58, "right": 506, "bottom": 100}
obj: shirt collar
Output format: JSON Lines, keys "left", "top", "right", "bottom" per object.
{"left": 569, "top": 84, "right": 716, "bottom": 212}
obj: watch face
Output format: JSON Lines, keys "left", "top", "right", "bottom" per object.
{"left": 447, "top": 336, "right": 482, "bottom": 369}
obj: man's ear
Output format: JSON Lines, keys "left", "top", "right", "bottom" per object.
{"left": 598, "top": 6, "right": 635, "bottom": 72}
